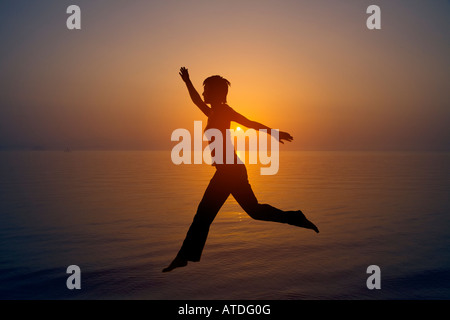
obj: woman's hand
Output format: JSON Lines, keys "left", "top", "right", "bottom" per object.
{"left": 179, "top": 67, "right": 190, "bottom": 83}
{"left": 279, "top": 131, "right": 293, "bottom": 144}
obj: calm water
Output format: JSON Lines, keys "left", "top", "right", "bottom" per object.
{"left": 0, "top": 150, "right": 449, "bottom": 300}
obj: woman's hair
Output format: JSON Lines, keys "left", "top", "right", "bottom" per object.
{"left": 203, "top": 75, "right": 231, "bottom": 103}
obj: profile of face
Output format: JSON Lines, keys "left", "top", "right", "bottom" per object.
{"left": 203, "top": 84, "right": 229, "bottom": 104}
{"left": 202, "top": 75, "right": 230, "bottom": 105}
{"left": 202, "top": 84, "right": 217, "bottom": 104}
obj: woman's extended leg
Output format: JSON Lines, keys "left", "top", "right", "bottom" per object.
{"left": 163, "top": 169, "right": 231, "bottom": 272}
{"left": 231, "top": 165, "right": 319, "bottom": 233}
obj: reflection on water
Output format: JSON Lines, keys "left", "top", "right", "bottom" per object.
{"left": 0, "top": 151, "right": 449, "bottom": 299}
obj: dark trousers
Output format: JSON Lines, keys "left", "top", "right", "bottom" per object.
{"left": 177, "top": 164, "right": 298, "bottom": 262}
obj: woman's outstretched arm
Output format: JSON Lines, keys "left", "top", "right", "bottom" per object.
{"left": 230, "top": 109, "right": 293, "bottom": 144}
{"left": 179, "top": 67, "right": 211, "bottom": 117}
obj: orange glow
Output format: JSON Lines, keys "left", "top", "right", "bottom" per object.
{"left": 0, "top": 2, "right": 448, "bottom": 151}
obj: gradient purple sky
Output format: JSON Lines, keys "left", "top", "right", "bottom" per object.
{"left": 0, "top": 0, "right": 449, "bottom": 151}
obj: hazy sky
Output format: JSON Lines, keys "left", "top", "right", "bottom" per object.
{"left": 0, "top": 0, "right": 449, "bottom": 151}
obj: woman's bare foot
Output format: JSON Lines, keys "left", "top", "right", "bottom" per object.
{"left": 162, "top": 256, "right": 188, "bottom": 272}
{"left": 289, "top": 210, "right": 319, "bottom": 233}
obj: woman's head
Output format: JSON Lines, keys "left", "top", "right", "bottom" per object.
{"left": 202, "top": 75, "right": 231, "bottom": 104}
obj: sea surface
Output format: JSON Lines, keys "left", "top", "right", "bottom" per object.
{"left": 0, "top": 150, "right": 449, "bottom": 300}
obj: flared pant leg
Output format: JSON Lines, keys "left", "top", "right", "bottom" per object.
{"left": 177, "top": 169, "right": 231, "bottom": 262}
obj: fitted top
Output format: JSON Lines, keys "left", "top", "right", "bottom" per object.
{"left": 204, "top": 104, "right": 240, "bottom": 166}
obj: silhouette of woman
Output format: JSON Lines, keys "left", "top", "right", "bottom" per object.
{"left": 163, "top": 67, "right": 319, "bottom": 272}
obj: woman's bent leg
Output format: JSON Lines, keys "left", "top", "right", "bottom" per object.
{"left": 231, "top": 166, "right": 319, "bottom": 232}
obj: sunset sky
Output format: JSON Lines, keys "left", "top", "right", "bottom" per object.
{"left": 0, "top": 0, "right": 449, "bottom": 151}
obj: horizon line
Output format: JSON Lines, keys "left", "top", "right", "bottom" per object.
{"left": 0, "top": 147, "right": 449, "bottom": 153}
